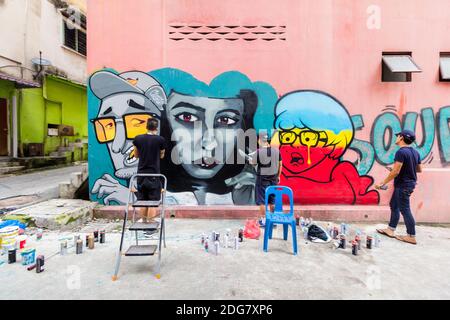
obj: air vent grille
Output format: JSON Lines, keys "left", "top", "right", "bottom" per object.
{"left": 168, "top": 25, "right": 287, "bottom": 42}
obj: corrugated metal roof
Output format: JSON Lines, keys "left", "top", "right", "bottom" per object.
{"left": 440, "top": 56, "right": 450, "bottom": 80}
{"left": 382, "top": 55, "right": 422, "bottom": 73}
{"left": 0, "top": 72, "right": 41, "bottom": 88}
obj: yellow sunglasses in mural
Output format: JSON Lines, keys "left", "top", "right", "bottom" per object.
{"left": 279, "top": 129, "right": 328, "bottom": 147}
{"left": 91, "top": 113, "right": 158, "bottom": 143}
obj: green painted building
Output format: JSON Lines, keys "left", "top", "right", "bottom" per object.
{"left": 0, "top": 73, "right": 87, "bottom": 162}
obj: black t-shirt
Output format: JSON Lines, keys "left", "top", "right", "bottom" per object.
{"left": 394, "top": 147, "right": 421, "bottom": 188}
{"left": 133, "top": 134, "right": 166, "bottom": 174}
{"left": 256, "top": 146, "right": 282, "bottom": 179}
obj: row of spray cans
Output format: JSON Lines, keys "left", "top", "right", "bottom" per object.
{"left": 201, "top": 228, "right": 243, "bottom": 255}
{"left": 60, "top": 230, "right": 106, "bottom": 256}
{"left": 296, "top": 215, "right": 313, "bottom": 228}
{"left": 334, "top": 229, "right": 381, "bottom": 256}
{"left": 327, "top": 222, "right": 349, "bottom": 239}
{"left": 296, "top": 216, "right": 313, "bottom": 241}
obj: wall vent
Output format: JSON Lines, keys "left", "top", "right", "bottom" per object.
{"left": 168, "top": 25, "right": 287, "bottom": 42}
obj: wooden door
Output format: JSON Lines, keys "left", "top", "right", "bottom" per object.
{"left": 0, "top": 98, "right": 8, "bottom": 156}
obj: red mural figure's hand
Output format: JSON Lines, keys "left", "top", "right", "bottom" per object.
{"left": 280, "top": 160, "right": 380, "bottom": 205}
{"left": 330, "top": 161, "right": 380, "bottom": 205}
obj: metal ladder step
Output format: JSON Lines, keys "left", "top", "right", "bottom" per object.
{"left": 129, "top": 222, "right": 159, "bottom": 231}
{"left": 132, "top": 200, "right": 161, "bottom": 207}
{"left": 125, "top": 245, "right": 157, "bottom": 256}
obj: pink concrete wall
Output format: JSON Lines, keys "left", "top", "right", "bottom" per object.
{"left": 88, "top": 0, "right": 450, "bottom": 222}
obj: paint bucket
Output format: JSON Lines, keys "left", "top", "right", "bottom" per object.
{"left": 0, "top": 226, "right": 19, "bottom": 249}
{"left": 21, "top": 248, "right": 36, "bottom": 266}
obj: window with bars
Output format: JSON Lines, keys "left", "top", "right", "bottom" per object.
{"left": 63, "top": 20, "right": 87, "bottom": 56}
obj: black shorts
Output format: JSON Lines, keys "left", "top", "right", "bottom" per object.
{"left": 136, "top": 177, "right": 162, "bottom": 201}
{"left": 255, "top": 176, "right": 277, "bottom": 205}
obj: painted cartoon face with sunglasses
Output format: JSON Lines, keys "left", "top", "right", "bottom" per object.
{"left": 92, "top": 93, "right": 162, "bottom": 179}
{"left": 278, "top": 128, "right": 330, "bottom": 174}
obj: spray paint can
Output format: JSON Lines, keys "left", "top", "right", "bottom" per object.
{"left": 85, "top": 235, "right": 89, "bottom": 247}
{"left": 73, "top": 234, "right": 80, "bottom": 249}
{"left": 340, "top": 223, "right": 346, "bottom": 235}
{"left": 76, "top": 239, "right": 83, "bottom": 254}
{"left": 333, "top": 227, "right": 339, "bottom": 239}
{"left": 339, "top": 234, "right": 346, "bottom": 249}
{"left": 302, "top": 226, "right": 309, "bottom": 240}
{"left": 93, "top": 230, "right": 99, "bottom": 242}
{"left": 327, "top": 223, "right": 333, "bottom": 236}
{"left": 201, "top": 233, "right": 205, "bottom": 245}
{"left": 60, "top": 241, "right": 68, "bottom": 255}
{"left": 295, "top": 215, "right": 300, "bottom": 226}
{"left": 234, "top": 236, "right": 239, "bottom": 250}
{"left": 366, "top": 235, "right": 373, "bottom": 249}
{"left": 36, "top": 229, "right": 43, "bottom": 241}
{"left": 204, "top": 237, "right": 209, "bottom": 252}
{"left": 238, "top": 229, "right": 244, "bottom": 242}
{"left": 88, "top": 234, "right": 95, "bottom": 250}
{"left": 332, "top": 240, "right": 340, "bottom": 249}
{"left": 8, "top": 249, "right": 16, "bottom": 264}
{"left": 352, "top": 240, "right": 358, "bottom": 256}
{"left": 224, "top": 234, "right": 229, "bottom": 248}
{"left": 214, "top": 241, "right": 219, "bottom": 255}
{"left": 300, "top": 217, "right": 305, "bottom": 227}
{"left": 374, "top": 234, "right": 381, "bottom": 248}
{"left": 355, "top": 235, "right": 361, "bottom": 250}
{"left": 100, "top": 230, "right": 106, "bottom": 244}
{"left": 36, "top": 255, "right": 45, "bottom": 273}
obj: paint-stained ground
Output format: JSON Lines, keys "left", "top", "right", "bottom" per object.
{"left": 1, "top": 219, "right": 450, "bottom": 300}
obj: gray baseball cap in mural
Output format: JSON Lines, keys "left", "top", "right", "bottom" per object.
{"left": 89, "top": 70, "right": 166, "bottom": 110}
{"left": 396, "top": 129, "right": 416, "bottom": 142}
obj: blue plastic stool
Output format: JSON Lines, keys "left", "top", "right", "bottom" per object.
{"left": 263, "top": 186, "right": 298, "bottom": 255}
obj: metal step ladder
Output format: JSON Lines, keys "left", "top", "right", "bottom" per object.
{"left": 112, "top": 174, "right": 167, "bottom": 281}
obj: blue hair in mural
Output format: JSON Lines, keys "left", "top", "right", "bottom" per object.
{"left": 150, "top": 68, "right": 277, "bottom": 132}
{"left": 274, "top": 90, "right": 354, "bottom": 159}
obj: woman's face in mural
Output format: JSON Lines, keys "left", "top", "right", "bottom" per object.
{"left": 167, "top": 93, "right": 244, "bottom": 179}
{"left": 278, "top": 128, "right": 330, "bottom": 174}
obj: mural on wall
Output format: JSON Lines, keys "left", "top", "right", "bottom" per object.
{"left": 89, "top": 68, "right": 279, "bottom": 205}
{"left": 88, "top": 68, "right": 450, "bottom": 206}
{"left": 350, "top": 105, "right": 450, "bottom": 174}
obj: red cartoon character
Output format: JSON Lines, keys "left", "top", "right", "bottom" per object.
{"left": 273, "top": 90, "right": 379, "bottom": 204}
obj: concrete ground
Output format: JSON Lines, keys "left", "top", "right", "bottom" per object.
{"left": 1, "top": 219, "right": 449, "bottom": 300}
{"left": 0, "top": 164, "right": 86, "bottom": 201}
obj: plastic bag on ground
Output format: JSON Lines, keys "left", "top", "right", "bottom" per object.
{"left": 0, "top": 220, "right": 27, "bottom": 231}
{"left": 243, "top": 219, "right": 261, "bottom": 239}
{"left": 307, "top": 224, "right": 331, "bottom": 243}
